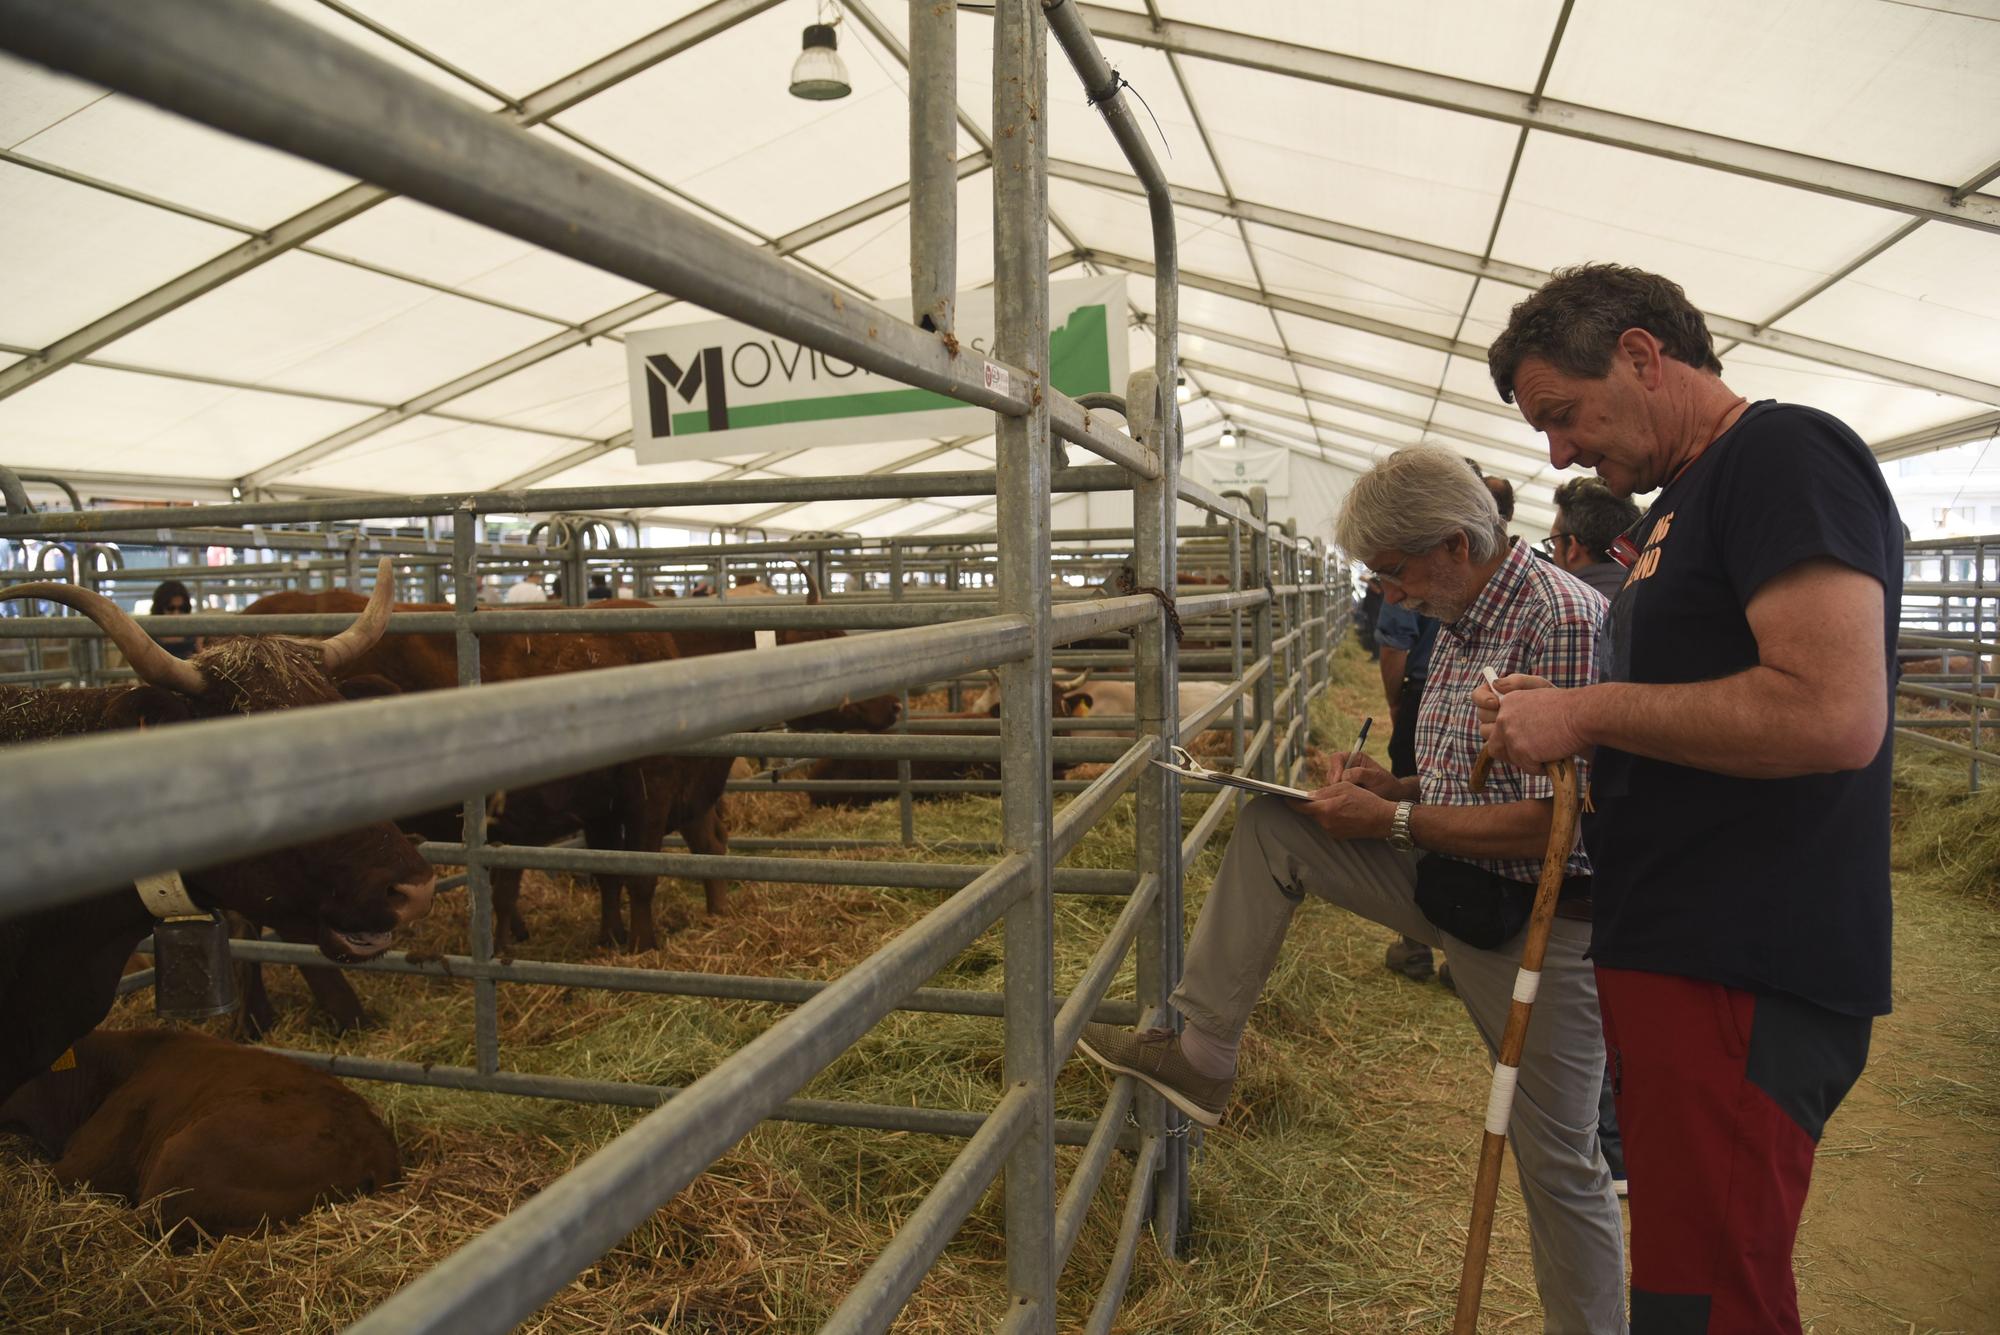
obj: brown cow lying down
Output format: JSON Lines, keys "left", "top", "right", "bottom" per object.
{"left": 806, "top": 677, "right": 1080, "bottom": 809}
{"left": 0, "top": 565, "right": 435, "bottom": 1103}
{"left": 0, "top": 1028, "right": 397, "bottom": 1243}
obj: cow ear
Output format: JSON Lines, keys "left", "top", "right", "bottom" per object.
{"left": 337, "top": 674, "right": 403, "bottom": 701}
{"left": 104, "top": 686, "right": 195, "bottom": 731}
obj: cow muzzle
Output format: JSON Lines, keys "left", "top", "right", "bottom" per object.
{"left": 320, "top": 873, "right": 434, "bottom": 961}
{"left": 388, "top": 872, "right": 437, "bottom": 928}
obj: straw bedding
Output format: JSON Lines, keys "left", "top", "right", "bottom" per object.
{"left": 4, "top": 643, "right": 1992, "bottom": 1330}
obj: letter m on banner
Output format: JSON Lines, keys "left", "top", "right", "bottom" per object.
{"left": 644, "top": 347, "right": 728, "bottom": 436}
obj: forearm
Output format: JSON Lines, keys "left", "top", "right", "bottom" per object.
{"left": 1573, "top": 670, "right": 1884, "bottom": 778}
{"left": 1407, "top": 797, "right": 1556, "bottom": 861}
{"left": 1380, "top": 774, "right": 1421, "bottom": 802}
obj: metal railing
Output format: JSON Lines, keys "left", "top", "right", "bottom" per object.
{"left": 1898, "top": 532, "right": 1997, "bottom": 790}
{"left": 0, "top": 1, "right": 1344, "bottom": 1329}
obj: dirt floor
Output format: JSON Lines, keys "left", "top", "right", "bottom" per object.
{"left": 1789, "top": 858, "right": 2000, "bottom": 1332}
{"left": 2, "top": 644, "right": 1996, "bottom": 1331}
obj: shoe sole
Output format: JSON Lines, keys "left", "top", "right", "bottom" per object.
{"left": 1076, "top": 1034, "right": 1225, "bottom": 1128}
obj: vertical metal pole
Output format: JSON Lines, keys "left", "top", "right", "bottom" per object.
{"left": 564, "top": 523, "right": 588, "bottom": 607}
{"left": 1229, "top": 517, "right": 1245, "bottom": 770}
{"left": 424, "top": 517, "right": 444, "bottom": 603}
{"left": 1974, "top": 536, "right": 1985, "bottom": 792}
{"left": 1249, "top": 489, "right": 1275, "bottom": 782}
{"left": 909, "top": 0, "right": 956, "bottom": 335}
{"left": 1128, "top": 369, "right": 1186, "bottom": 1256}
{"left": 453, "top": 504, "right": 499, "bottom": 1075}
{"left": 994, "top": 0, "right": 1054, "bottom": 1325}
{"left": 76, "top": 545, "right": 103, "bottom": 688}
{"left": 344, "top": 531, "right": 362, "bottom": 589}
{"left": 947, "top": 554, "right": 964, "bottom": 712}
{"left": 1282, "top": 531, "right": 1301, "bottom": 779}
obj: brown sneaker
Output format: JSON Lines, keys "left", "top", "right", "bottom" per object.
{"left": 1384, "top": 934, "right": 1435, "bottom": 982}
{"left": 1076, "top": 1024, "right": 1234, "bottom": 1127}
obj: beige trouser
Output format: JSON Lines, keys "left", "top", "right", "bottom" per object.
{"left": 1173, "top": 796, "right": 1628, "bottom": 1335}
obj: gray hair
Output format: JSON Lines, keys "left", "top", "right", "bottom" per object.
{"left": 1334, "top": 447, "right": 1506, "bottom": 565}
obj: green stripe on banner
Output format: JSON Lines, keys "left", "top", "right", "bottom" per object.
{"left": 1050, "top": 303, "right": 1111, "bottom": 399}
{"left": 669, "top": 303, "right": 1113, "bottom": 435}
{"left": 672, "top": 385, "right": 959, "bottom": 435}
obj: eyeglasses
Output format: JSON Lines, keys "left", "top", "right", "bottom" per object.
{"left": 1535, "top": 533, "right": 1574, "bottom": 558}
{"left": 1363, "top": 554, "right": 1413, "bottom": 588}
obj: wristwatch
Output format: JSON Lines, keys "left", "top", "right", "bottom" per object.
{"left": 1387, "top": 800, "right": 1416, "bottom": 852}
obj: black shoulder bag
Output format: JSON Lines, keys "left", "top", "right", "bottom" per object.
{"left": 1413, "top": 856, "right": 1536, "bottom": 950}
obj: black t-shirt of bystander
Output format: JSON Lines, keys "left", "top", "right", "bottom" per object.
{"left": 1587, "top": 401, "right": 1900, "bottom": 1018}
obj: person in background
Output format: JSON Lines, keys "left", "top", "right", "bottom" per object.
{"left": 586, "top": 576, "right": 613, "bottom": 602}
{"left": 148, "top": 579, "right": 199, "bottom": 660}
{"left": 1078, "top": 446, "right": 1625, "bottom": 1334}
{"left": 503, "top": 578, "right": 550, "bottom": 605}
{"left": 1536, "top": 473, "right": 1645, "bottom": 1196}
{"left": 1354, "top": 578, "right": 1384, "bottom": 659}
{"left": 1478, "top": 263, "right": 1896, "bottom": 1332}
{"left": 1373, "top": 596, "right": 1439, "bottom": 982}
{"left": 1484, "top": 473, "right": 1516, "bottom": 525}
{"left": 1544, "top": 477, "right": 1642, "bottom": 601}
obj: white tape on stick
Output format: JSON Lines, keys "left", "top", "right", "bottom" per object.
{"left": 1484, "top": 1063, "right": 1520, "bottom": 1136}
{"left": 754, "top": 630, "right": 778, "bottom": 652}
{"left": 1511, "top": 968, "right": 1541, "bottom": 1006}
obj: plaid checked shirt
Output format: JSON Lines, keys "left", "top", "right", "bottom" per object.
{"left": 1414, "top": 539, "right": 1607, "bottom": 883}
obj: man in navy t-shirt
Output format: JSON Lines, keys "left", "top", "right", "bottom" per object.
{"left": 1473, "top": 264, "right": 1897, "bottom": 1334}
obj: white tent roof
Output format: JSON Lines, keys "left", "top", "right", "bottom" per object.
{"left": 2, "top": 0, "right": 1997, "bottom": 541}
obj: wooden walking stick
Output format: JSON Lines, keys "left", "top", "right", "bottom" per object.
{"left": 1451, "top": 739, "right": 1581, "bottom": 1335}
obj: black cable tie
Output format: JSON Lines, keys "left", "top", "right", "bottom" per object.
{"left": 1086, "top": 70, "right": 1174, "bottom": 158}
{"left": 1134, "top": 584, "right": 1184, "bottom": 645}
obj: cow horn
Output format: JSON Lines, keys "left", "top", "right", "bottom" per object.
{"left": 788, "top": 558, "right": 823, "bottom": 605}
{"left": 318, "top": 557, "right": 396, "bottom": 674}
{"left": 1055, "top": 667, "right": 1092, "bottom": 690}
{"left": 0, "top": 581, "right": 209, "bottom": 695}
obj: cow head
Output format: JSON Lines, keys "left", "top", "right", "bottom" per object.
{"left": 967, "top": 669, "right": 1092, "bottom": 718}
{"left": 0, "top": 560, "right": 435, "bottom": 961}
{"left": 767, "top": 561, "right": 903, "bottom": 732}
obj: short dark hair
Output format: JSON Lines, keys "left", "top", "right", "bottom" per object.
{"left": 1483, "top": 475, "right": 1514, "bottom": 523}
{"left": 1553, "top": 476, "right": 1642, "bottom": 562}
{"left": 1487, "top": 264, "right": 1721, "bottom": 404}
{"left": 150, "top": 579, "right": 193, "bottom": 613}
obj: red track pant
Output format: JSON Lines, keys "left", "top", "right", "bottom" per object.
{"left": 1596, "top": 967, "right": 1872, "bottom": 1334}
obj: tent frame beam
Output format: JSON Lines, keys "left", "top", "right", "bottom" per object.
{"left": 0, "top": 0, "right": 790, "bottom": 403}
{"left": 1179, "top": 357, "right": 1546, "bottom": 466}
{"left": 239, "top": 162, "right": 990, "bottom": 489}
{"left": 1038, "top": 3, "right": 2000, "bottom": 235}
{"left": 1173, "top": 321, "right": 1522, "bottom": 422}
{"left": 1055, "top": 159, "right": 2000, "bottom": 409}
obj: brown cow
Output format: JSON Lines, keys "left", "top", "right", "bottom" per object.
{"left": 241, "top": 578, "right": 898, "bottom": 961}
{"left": 0, "top": 1028, "right": 398, "bottom": 1243}
{"left": 806, "top": 674, "right": 1080, "bottom": 809}
{"left": 0, "top": 566, "right": 436, "bottom": 1103}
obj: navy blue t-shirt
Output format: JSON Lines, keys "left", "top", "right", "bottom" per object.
{"left": 1588, "top": 401, "right": 1900, "bottom": 1018}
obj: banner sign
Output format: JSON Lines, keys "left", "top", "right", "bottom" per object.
{"left": 628, "top": 276, "right": 1128, "bottom": 463}
{"left": 1186, "top": 443, "right": 1291, "bottom": 498}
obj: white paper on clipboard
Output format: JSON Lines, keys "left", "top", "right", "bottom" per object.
{"left": 1150, "top": 745, "right": 1315, "bottom": 801}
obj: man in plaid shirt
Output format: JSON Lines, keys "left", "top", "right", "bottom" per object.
{"left": 1079, "top": 447, "right": 1625, "bottom": 1334}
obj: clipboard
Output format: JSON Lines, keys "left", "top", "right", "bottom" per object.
{"left": 1150, "top": 745, "right": 1315, "bottom": 801}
